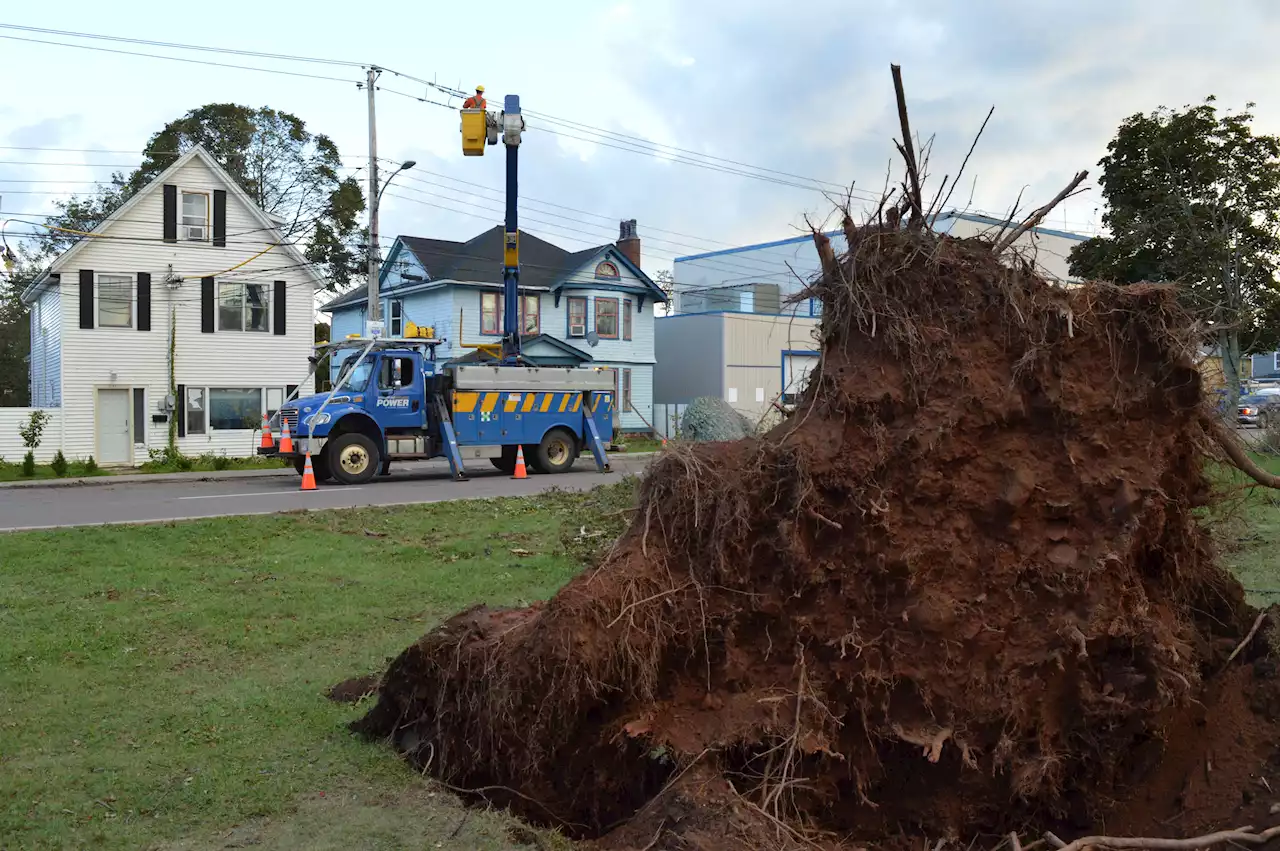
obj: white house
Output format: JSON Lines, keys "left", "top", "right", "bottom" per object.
{"left": 323, "top": 220, "right": 668, "bottom": 434}
{"left": 17, "top": 145, "right": 324, "bottom": 465}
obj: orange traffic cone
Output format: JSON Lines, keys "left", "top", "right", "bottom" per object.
{"left": 279, "top": 416, "right": 294, "bottom": 454}
{"left": 512, "top": 446, "right": 528, "bottom": 480}
{"left": 259, "top": 414, "right": 274, "bottom": 449}
{"left": 300, "top": 452, "right": 317, "bottom": 490}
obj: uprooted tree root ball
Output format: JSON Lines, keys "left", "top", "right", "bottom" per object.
{"left": 352, "top": 226, "right": 1280, "bottom": 849}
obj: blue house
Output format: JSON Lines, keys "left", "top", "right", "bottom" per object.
{"left": 322, "top": 220, "right": 666, "bottom": 433}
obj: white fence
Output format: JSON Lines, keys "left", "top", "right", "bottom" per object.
{"left": 652, "top": 404, "right": 688, "bottom": 439}
{"left": 0, "top": 408, "right": 64, "bottom": 463}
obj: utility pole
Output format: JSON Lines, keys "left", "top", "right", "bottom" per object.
{"left": 365, "top": 66, "right": 382, "bottom": 337}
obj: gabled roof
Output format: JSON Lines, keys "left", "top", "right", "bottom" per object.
{"left": 22, "top": 145, "right": 327, "bottom": 303}
{"left": 324, "top": 225, "right": 666, "bottom": 311}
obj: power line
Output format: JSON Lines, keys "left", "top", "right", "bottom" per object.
{"left": 0, "top": 32, "right": 360, "bottom": 84}
{"left": 0, "top": 23, "right": 366, "bottom": 67}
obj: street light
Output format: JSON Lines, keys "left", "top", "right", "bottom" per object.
{"left": 377, "top": 160, "right": 416, "bottom": 205}
{"left": 366, "top": 159, "right": 417, "bottom": 335}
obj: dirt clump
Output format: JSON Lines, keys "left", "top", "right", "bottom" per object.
{"left": 327, "top": 674, "right": 380, "bottom": 704}
{"left": 353, "top": 227, "right": 1280, "bottom": 849}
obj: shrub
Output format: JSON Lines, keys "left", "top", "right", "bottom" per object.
{"left": 212, "top": 454, "right": 231, "bottom": 471}
{"left": 50, "top": 451, "right": 68, "bottom": 477}
{"left": 18, "top": 410, "right": 51, "bottom": 452}
{"left": 83, "top": 456, "right": 99, "bottom": 474}
{"left": 21, "top": 451, "right": 35, "bottom": 477}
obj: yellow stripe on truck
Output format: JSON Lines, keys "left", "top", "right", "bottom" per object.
{"left": 540, "top": 393, "right": 553, "bottom": 413}
{"left": 504, "top": 394, "right": 519, "bottom": 413}
{"left": 454, "top": 392, "right": 479, "bottom": 413}
{"left": 481, "top": 392, "right": 500, "bottom": 413}
{"left": 572, "top": 395, "right": 582, "bottom": 412}
{"left": 558, "top": 393, "right": 569, "bottom": 413}
{"left": 522, "top": 394, "right": 536, "bottom": 413}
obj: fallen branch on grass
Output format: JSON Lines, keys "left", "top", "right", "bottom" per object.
{"left": 1207, "top": 416, "right": 1280, "bottom": 488}
{"left": 1045, "top": 825, "right": 1280, "bottom": 851}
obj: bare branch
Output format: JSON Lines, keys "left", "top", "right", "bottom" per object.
{"left": 993, "top": 171, "right": 1090, "bottom": 255}
{"left": 934, "top": 106, "right": 995, "bottom": 222}
{"left": 890, "top": 64, "right": 925, "bottom": 228}
{"left": 1050, "top": 825, "right": 1280, "bottom": 851}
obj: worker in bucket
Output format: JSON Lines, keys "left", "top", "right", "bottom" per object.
{"left": 462, "top": 85, "right": 486, "bottom": 110}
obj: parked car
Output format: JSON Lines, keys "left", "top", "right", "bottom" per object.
{"left": 1239, "top": 393, "right": 1280, "bottom": 428}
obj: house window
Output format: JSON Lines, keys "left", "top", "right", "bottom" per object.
{"left": 480, "top": 292, "right": 501, "bottom": 335}
{"left": 522, "top": 295, "right": 540, "bottom": 335}
{"left": 390, "top": 300, "right": 403, "bottom": 337}
{"left": 209, "top": 388, "right": 263, "bottom": 430}
{"left": 594, "top": 261, "right": 619, "bottom": 279}
{"left": 595, "top": 298, "right": 619, "bottom": 339}
{"left": 623, "top": 299, "right": 633, "bottom": 340}
{"left": 567, "top": 297, "right": 587, "bottom": 337}
{"left": 266, "top": 387, "right": 284, "bottom": 417}
{"left": 181, "top": 191, "right": 209, "bottom": 241}
{"left": 1274, "top": 352, "right": 1280, "bottom": 373}
{"left": 219, "top": 283, "right": 270, "bottom": 332}
{"left": 186, "top": 387, "right": 207, "bottom": 435}
{"left": 622, "top": 368, "right": 632, "bottom": 412}
{"left": 98, "top": 274, "right": 133, "bottom": 328}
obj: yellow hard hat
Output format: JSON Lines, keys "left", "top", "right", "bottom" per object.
{"left": 475, "top": 85, "right": 485, "bottom": 93}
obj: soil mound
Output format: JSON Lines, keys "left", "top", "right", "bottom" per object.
{"left": 354, "top": 227, "right": 1279, "bottom": 849}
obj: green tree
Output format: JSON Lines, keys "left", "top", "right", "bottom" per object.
{"left": 0, "top": 253, "right": 38, "bottom": 406}
{"left": 30, "top": 104, "right": 365, "bottom": 289}
{"left": 1068, "top": 97, "right": 1280, "bottom": 406}
{"left": 315, "top": 320, "right": 331, "bottom": 344}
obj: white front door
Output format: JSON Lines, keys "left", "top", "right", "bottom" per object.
{"left": 97, "top": 389, "right": 131, "bottom": 464}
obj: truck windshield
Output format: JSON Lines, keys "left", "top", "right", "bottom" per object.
{"left": 336, "top": 355, "right": 375, "bottom": 391}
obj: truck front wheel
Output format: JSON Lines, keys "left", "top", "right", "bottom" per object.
{"left": 328, "top": 433, "right": 381, "bottom": 485}
{"left": 535, "top": 428, "right": 578, "bottom": 474}
{"left": 293, "top": 453, "right": 332, "bottom": 483}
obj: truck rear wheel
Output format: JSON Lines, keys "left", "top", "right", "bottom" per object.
{"left": 329, "top": 433, "right": 380, "bottom": 485}
{"left": 535, "top": 428, "right": 578, "bottom": 474}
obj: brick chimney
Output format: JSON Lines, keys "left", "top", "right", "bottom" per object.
{"left": 617, "top": 219, "right": 640, "bottom": 268}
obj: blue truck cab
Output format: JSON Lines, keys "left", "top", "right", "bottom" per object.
{"left": 264, "top": 338, "right": 615, "bottom": 485}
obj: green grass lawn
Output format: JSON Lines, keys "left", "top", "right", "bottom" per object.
{"left": 4, "top": 459, "right": 1280, "bottom": 851}
{"left": 0, "top": 461, "right": 110, "bottom": 483}
{"left": 1211, "top": 452, "right": 1280, "bottom": 607}
{"left": 0, "top": 484, "right": 635, "bottom": 850}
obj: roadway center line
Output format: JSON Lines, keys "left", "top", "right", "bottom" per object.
{"left": 178, "top": 488, "right": 364, "bottom": 501}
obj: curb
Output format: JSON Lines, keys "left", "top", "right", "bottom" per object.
{"left": 0, "top": 467, "right": 296, "bottom": 490}
{"left": 0, "top": 451, "right": 660, "bottom": 491}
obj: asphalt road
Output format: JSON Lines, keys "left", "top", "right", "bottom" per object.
{"left": 0, "top": 456, "right": 651, "bottom": 532}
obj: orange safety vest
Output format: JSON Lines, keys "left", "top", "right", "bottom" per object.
{"left": 463, "top": 95, "right": 486, "bottom": 110}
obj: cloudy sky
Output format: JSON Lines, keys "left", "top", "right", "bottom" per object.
{"left": 2, "top": 0, "right": 1277, "bottom": 283}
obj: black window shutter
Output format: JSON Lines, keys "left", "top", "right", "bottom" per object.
{"left": 163, "top": 184, "right": 177, "bottom": 243}
{"left": 201, "top": 277, "right": 215, "bottom": 333}
{"left": 132, "top": 389, "right": 145, "bottom": 443}
{"left": 78, "top": 269, "right": 95, "bottom": 329}
{"left": 213, "top": 190, "right": 227, "bottom": 247}
{"left": 176, "top": 384, "right": 186, "bottom": 437}
{"left": 273, "top": 280, "right": 286, "bottom": 335}
{"left": 286, "top": 384, "right": 298, "bottom": 402}
{"left": 137, "top": 272, "right": 151, "bottom": 331}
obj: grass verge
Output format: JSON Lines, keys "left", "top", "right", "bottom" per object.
{"left": 0, "top": 483, "right": 635, "bottom": 850}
